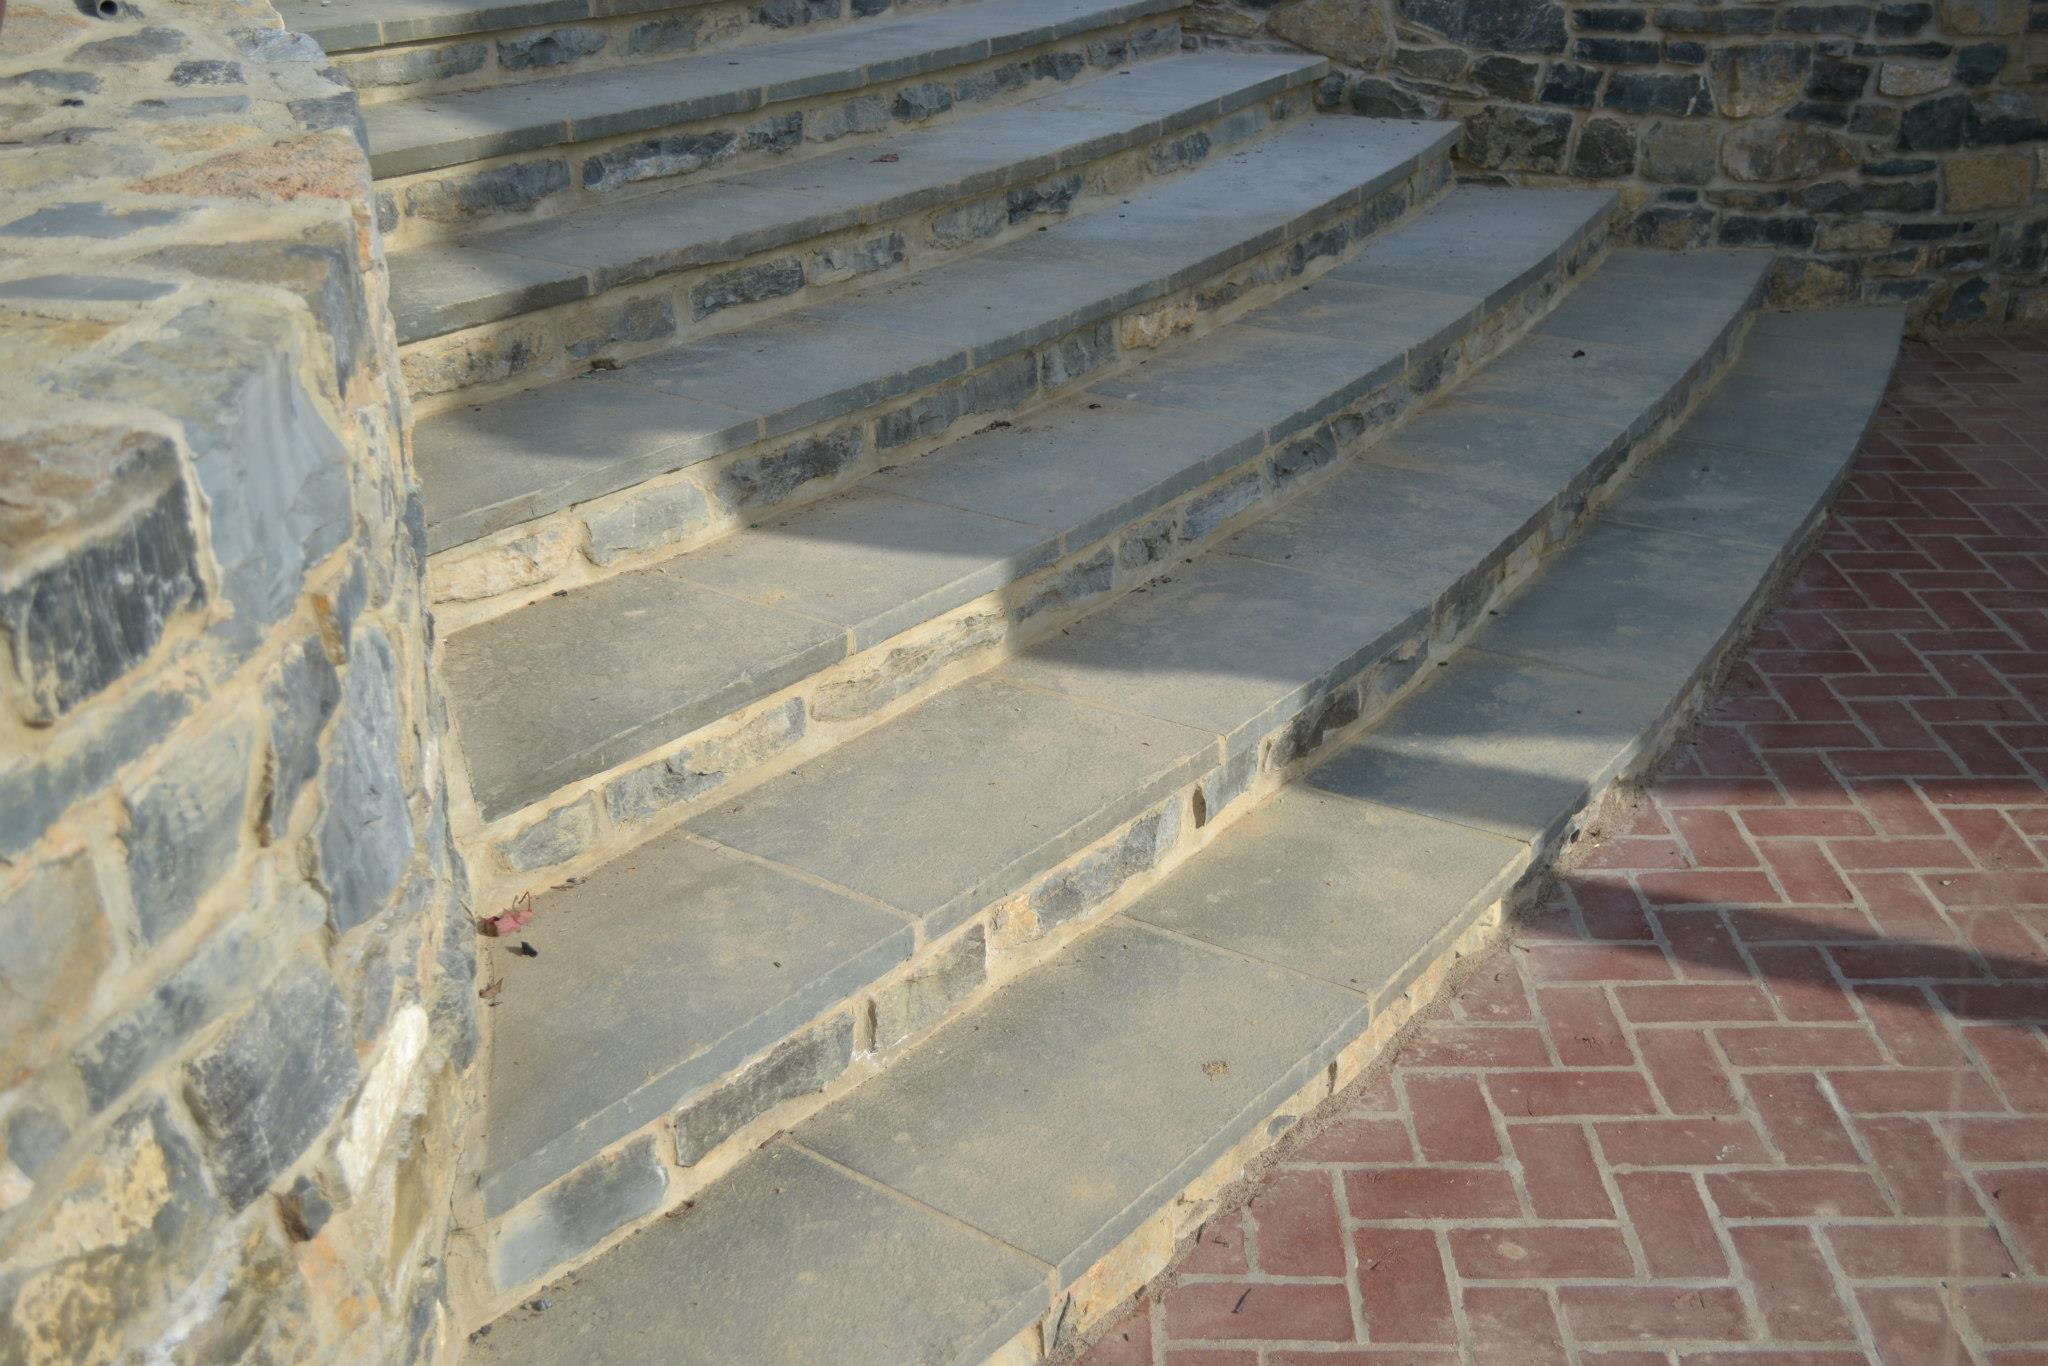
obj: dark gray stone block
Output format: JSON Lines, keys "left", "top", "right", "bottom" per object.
{"left": 313, "top": 628, "right": 416, "bottom": 935}
{"left": 122, "top": 722, "right": 251, "bottom": 946}
{"left": 182, "top": 958, "right": 359, "bottom": 1211}
{"left": 675, "top": 1017, "right": 853, "bottom": 1165}
{"left": 490, "top": 1136, "right": 668, "bottom": 1290}
{"left": 260, "top": 635, "right": 341, "bottom": 840}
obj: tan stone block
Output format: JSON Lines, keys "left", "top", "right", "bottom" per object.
{"left": 1878, "top": 62, "right": 1951, "bottom": 96}
{"left": 428, "top": 523, "right": 576, "bottom": 604}
{"left": 1117, "top": 298, "right": 1196, "bottom": 350}
{"left": 1816, "top": 220, "right": 1893, "bottom": 252}
{"left": 1944, "top": 152, "right": 2030, "bottom": 211}
{"left": 400, "top": 317, "right": 554, "bottom": 399}
{"left": 1938, "top": 0, "right": 2026, "bottom": 33}
{"left": 1266, "top": 0, "right": 1394, "bottom": 67}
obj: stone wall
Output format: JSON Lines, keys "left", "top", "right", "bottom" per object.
{"left": 0, "top": 2, "right": 475, "bottom": 1362}
{"left": 1199, "top": 0, "right": 2046, "bottom": 329}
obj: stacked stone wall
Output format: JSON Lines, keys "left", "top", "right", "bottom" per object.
{"left": 1198, "top": 0, "right": 2046, "bottom": 329}
{"left": 0, "top": 1, "right": 474, "bottom": 1361}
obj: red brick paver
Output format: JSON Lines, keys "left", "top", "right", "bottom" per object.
{"left": 1081, "top": 335, "right": 2048, "bottom": 1366}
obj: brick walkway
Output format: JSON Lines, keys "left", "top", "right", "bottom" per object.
{"left": 1079, "top": 331, "right": 2048, "bottom": 1366}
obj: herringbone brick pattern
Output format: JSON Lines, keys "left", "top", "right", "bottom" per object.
{"left": 1080, "top": 332, "right": 2048, "bottom": 1365}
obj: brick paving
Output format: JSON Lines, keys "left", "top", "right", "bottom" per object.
{"left": 1079, "top": 331, "right": 2048, "bottom": 1366}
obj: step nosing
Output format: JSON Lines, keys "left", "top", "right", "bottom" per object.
{"left": 387, "top": 52, "right": 1327, "bottom": 343}
{"left": 363, "top": 0, "right": 1186, "bottom": 177}
{"left": 415, "top": 117, "right": 1455, "bottom": 545}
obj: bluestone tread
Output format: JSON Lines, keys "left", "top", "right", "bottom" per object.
{"left": 362, "top": 0, "right": 1184, "bottom": 177}
{"left": 443, "top": 181, "right": 1582, "bottom": 824}
{"left": 387, "top": 50, "right": 1329, "bottom": 343}
{"left": 415, "top": 116, "right": 1456, "bottom": 551}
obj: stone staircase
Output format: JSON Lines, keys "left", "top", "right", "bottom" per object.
{"left": 289, "top": 0, "right": 1908, "bottom": 1356}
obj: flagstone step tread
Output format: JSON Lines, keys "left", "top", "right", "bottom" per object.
{"left": 415, "top": 113, "right": 1454, "bottom": 555}
{"left": 468, "top": 305, "right": 1907, "bottom": 1366}
{"left": 443, "top": 183, "right": 1596, "bottom": 824}
{"left": 361, "top": 0, "right": 1182, "bottom": 177}
{"left": 467, "top": 246, "right": 1761, "bottom": 1225}
{"left": 387, "top": 50, "right": 1327, "bottom": 343}
{"left": 279, "top": 0, "right": 695, "bottom": 54}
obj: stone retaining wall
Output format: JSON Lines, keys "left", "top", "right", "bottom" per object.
{"left": 1198, "top": 0, "right": 2046, "bottom": 330}
{"left": 0, "top": 2, "right": 474, "bottom": 1362}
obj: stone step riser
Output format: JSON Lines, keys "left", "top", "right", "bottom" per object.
{"left": 337, "top": 0, "right": 929, "bottom": 107}
{"left": 425, "top": 144, "right": 1450, "bottom": 627}
{"left": 374, "top": 16, "right": 1182, "bottom": 250}
{"left": 460, "top": 245, "right": 1762, "bottom": 1324}
{"left": 451, "top": 181, "right": 1575, "bottom": 901}
{"left": 399, "top": 82, "right": 1309, "bottom": 411}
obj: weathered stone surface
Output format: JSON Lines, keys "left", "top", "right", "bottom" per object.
{"left": 1937, "top": 0, "right": 2025, "bottom": 31}
{"left": 674, "top": 1016, "right": 853, "bottom": 1165}
{"left": 893, "top": 81, "right": 954, "bottom": 121}
{"left": 582, "top": 480, "right": 713, "bottom": 568}
{"left": 1472, "top": 53, "right": 1540, "bottom": 98}
{"left": 1540, "top": 61, "right": 1600, "bottom": 107}
{"left": 0, "top": 853, "right": 109, "bottom": 1081}
{"left": 810, "top": 230, "right": 905, "bottom": 286}
{"left": 77, "top": 879, "right": 321, "bottom": 1112}
{"left": 810, "top": 92, "right": 888, "bottom": 141}
{"left": 807, "top": 612, "right": 1000, "bottom": 724}
{"left": 1944, "top": 150, "right": 2030, "bottom": 209}
{"left": 261, "top": 636, "right": 342, "bottom": 839}
{"left": 312, "top": 628, "right": 416, "bottom": 935}
{"left": 497, "top": 794, "right": 600, "bottom": 873}
{"left": 715, "top": 424, "right": 866, "bottom": 513}
{"left": 1722, "top": 121, "right": 1853, "bottom": 180}
{"left": 402, "top": 160, "right": 571, "bottom": 222}
{"left": 434, "top": 524, "right": 577, "bottom": 602}
{"left": 406, "top": 317, "right": 555, "bottom": 397}
{"left": 1605, "top": 70, "right": 1713, "bottom": 115}
{"left": 581, "top": 131, "right": 736, "bottom": 193}
{"left": 871, "top": 924, "right": 987, "bottom": 1050}
{"left": 1710, "top": 41, "right": 1811, "bottom": 116}
{"left": 1022, "top": 805, "right": 1179, "bottom": 936}
{"left": 183, "top": 958, "right": 358, "bottom": 1211}
{"left": 1640, "top": 119, "right": 1720, "bottom": 182}
{"left": 754, "top": 0, "right": 841, "bottom": 26}
{"left": 1880, "top": 61, "right": 1950, "bottom": 96}
{"left": 123, "top": 721, "right": 252, "bottom": 945}
{"left": 491, "top": 1136, "right": 669, "bottom": 1292}
{"left": 344, "top": 40, "right": 487, "bottom": 88}
{"left": 604, "top": 698, "right": 806, "bottom": 824}
{"left": 621, "top": 15, "right": 701, "bottom": 55}
{"left": 691, "top": 255, "right": 806, "bottom": 320}
{"left": 566, "top": 295, "right": 677, "bottom": 362}
{"left": 1268, "top": 0, "right": 1393, "bottom": 65}
{"left": 148, "top": 1223, "right": 314, "bottom": 1366}
{"left": 1400, "top": 0, "right": 1567, "bottom": 51}
{"left": 1899, "top": 91, "right": 1969, "bottom": 150}
{"left": 1461, "top": 103, "right": 1574, "bottom": 171}
{"left": 0, "top": 428, "right": 203, "bottom": 725}
{"left": 498, "top": 26, "right": 607, "bottom": 71}
{"left": 1573, "top": 116, "right": 1638, "bottom": 176}
{"left": 0, "top": 1097, "right": 221, "bottom": 1366}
